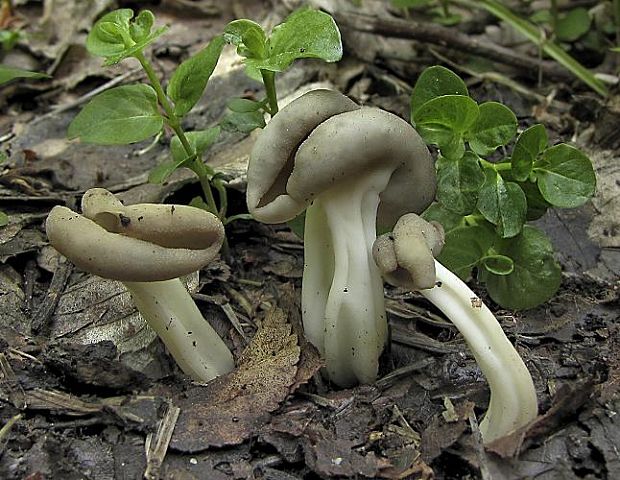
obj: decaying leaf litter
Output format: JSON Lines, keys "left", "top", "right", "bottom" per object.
{"left": 0, "top": 0, "right": 618, "bottom": 478}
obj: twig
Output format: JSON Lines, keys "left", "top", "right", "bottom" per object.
{"left": 336, "top": 11, "right": 574, "bottom": 82}
{"left": 144, "top": 402, "right": 180, "bottom": 480}
{"left": 31, "top": 257, "right": 73, "bottom": 335}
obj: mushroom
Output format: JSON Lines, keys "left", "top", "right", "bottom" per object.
{"left": 247, "top": 89, "right": 436, "bottom": 386}
{"left": 46, "top": 188, "right": 234, "bottom": 383}
{"left": 373, "top": 213, "right": 538, "bottom": 443}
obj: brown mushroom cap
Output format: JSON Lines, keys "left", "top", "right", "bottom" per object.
{"left": 248, "top": 89, "right": 359, "bottom": 223}
{"left": 373, "top": 213, "right": 445, "bottom": 290}
{"left": 247, "top": 89, "right": 436, "bottom": 227}
{"left": 46, "top": 189, "right": 224, "bottom": 282}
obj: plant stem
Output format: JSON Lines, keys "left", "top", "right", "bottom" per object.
{"left": 479, "top": 158, "right": 512, "bottom": 172}
{"left": 261, "top": 69, "right": 279, "bottom": 115}
{"left": 135, "top": 52, "right": 220, "bottom": 219}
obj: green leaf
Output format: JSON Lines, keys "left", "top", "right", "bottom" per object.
{"left": 519, "top": 180, "right": 551, "bottom": 221}
{"left": 86, "top": 9, "right": 133, "bottom": 59}
{"left": 477, "top": 168, "right": 527, "bottom": 238}
{"left": 151, "top": 128, "right": 220, "bottom": 184}
{"left": 167, "top": 36, "right": 225, "bottom": 116}
{"left": 0, "top": 65, "right": 49, "bottom": 86}
{"left": 224, "top": 19, "right": 267, "bottom": 59}
{"left": 87, "top": 9, "right": 166, "bottom": 65}
{"left": 410, "top": 65, "right": 468, "bottom": 117}
{"left": 130, "top": 10, "right": 155, "bottom": 42}
{"left": 485, "top": 226, "right": 562, "bottom": 310}
{"left": 481, "top": 254, "right": 514, "bottom": 275}
{"left": 68, "top": 84, "right": 164, "bottom": 144}
{"left": 511, "top": 124, "right": 547, "bottom": 181}
{"left": 438, "top": 224, "right": 496, "bottom": 280}
{"left": 413, "top": 95, "right": 479, "bottom": 158}
{"left": 436, "top": 152, "right": 485, "bottom": 215}
{"left": 555, "top": 8, "right": 591, "bottom": 42}
{"left": 250, "top": 8, "right": 342, "bottom": 72}
{"left": 421, "top": 202, "right": 465, "bottom": 233}
{"left": 534, "top": 144, "right": 596, "bottom": 208}
{"left": 466, "top": 102, "right": 517, "bottom": 156}
{"left": 227, "top": 97, "right": 264, "bottom": 113}
{"left": 0, "top": 210, "right": 8, "bottom": 227}
{"left": 287, "top": 212, "right": 306, "bottom": 239}
{"left": 220, "top": 110, "right": 266, "bottom": 133}
{"left": 391, "top": 0, "right": 434, "bottom": 7}
{"left": 170, "top": 127, "right": 220, "bottom": 164}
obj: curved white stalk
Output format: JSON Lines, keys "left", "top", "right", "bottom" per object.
{"left": 124, "top": 279, "right": 235, "bottom": 383}
{"left": 420, "top": 261, "right": 538, "bottom": 443}
{"left": 302, "top": 172, "right": 390, "bottom": 386}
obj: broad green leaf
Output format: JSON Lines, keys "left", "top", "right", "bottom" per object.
{"left": 413, "top": 95, "right": 479, "bottom": 157}
{"left": 486, "top": 226, "right": 562, "bottom": 310}
{"left": 220, "top": 110, "right": 266, "bottom": 133}
{"left": 149, "top": 161, "right": 180, "bottom": 184}
{"left": 555, "top": 8, "right": 591, "bottom": 42}
{"left": 467, "top": 102, "right": 517, "bottom": 156}
{"left": 421, "top": 202, "right": 465, "bottom": 234}
{"left": 411, "top": 65, "right": 468, "bottom": 117}
{"left": 68, "top": 84, "right": 163, "bottom": 144}
{"left": 224, "top": 19, "right": 267, "bottom": 59}
{"left": 438, "top": 224, "right": 496, "bottom": 280}
{"left": 250, "top": 8, "right": 342, "bottom": 72}
{"left": 519, "top": 180, "right": 551, "bottom": 221}
{"left": 0, "top": 65, "right": 49, "bottom": 85}
{"left": 477, "top": 168, "right": 527, "bottom": 238}
{"left": 0, "top": 211, "right": 8, "bottom": 227}
{"left": 436, "top": 152, "right": 485, "bottom": 215}
{"left": 481, "top": 254, "right": 514, "bottom": 275}
{"left": 227, "top": 97, "right": 263, "bottom": 113}
{"left": 168, "top": 36, "right": 225, "bottom": 116}
{"left": 511, "top": 124, "right": 547, "bottom": 181}
{"left": 87, "top": 9, "right": 166, "bottom": 65}
{"left": 534, "top": 144, "right": 596, "bottom": 208}
{"left": 86, "top": 9, "right": 133, "bottom": 58}
{"left": 170, "top": 127, "right": 220, "bottom": 164}
{"left": 0, "top": 30, "right": 21, "bottom": 51}
{"left": 130, "top": 10, "right": 155, "bottom": 42}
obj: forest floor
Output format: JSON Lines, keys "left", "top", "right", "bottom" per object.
{"left": 0, "top": 0, "right": 618, "bottom": 479}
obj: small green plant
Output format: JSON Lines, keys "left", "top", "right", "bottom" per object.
{"left": 67, "top": 8, "right": 342, "bottom": 247}
{"left": 413, "top": 66, "right": 596, "bottom": 310}
{"left": 222, "top": 7, "right": 342, "bottom": 130}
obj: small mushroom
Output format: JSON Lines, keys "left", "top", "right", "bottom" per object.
{"left": 247, "top": 89, "right": 436, "bottom": 386}
{"left": 46, "top": 188, "right": 234, "bottom": 383}
{"left": 373, "top": 213, "right": 538, "bottom": 443}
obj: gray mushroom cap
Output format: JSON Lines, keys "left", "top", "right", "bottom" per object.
{"left": 373, "top": 213, "right": 445, "bottom": 290}
{"left": 247, "top": 89, "right": 436, "bottom": 227}
{"left": 46, "top": 188, "right": 224, "bottom": 282}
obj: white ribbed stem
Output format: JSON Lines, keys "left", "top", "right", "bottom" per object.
{"left": 420, "top": 261, "right": 538, "bottom": 443}
{"left": 123, "top": 278, "right": 234, "bottom": 383}
{"left": 302, "top": 172, "right": 390, "bottom": 386}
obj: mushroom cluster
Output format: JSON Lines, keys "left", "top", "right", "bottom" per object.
{"left": 374, "top": 213, "right": 538, "bottom": 443}
{"left": 46, "top": 188, "right": 234, "bottom": 383}
{"left": 246, "top": 89, "right": 436, "bottom": 386}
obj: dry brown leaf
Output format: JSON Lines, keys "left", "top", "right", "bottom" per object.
{"left": 171, "top": 307, "right": 300, "bottom": 452}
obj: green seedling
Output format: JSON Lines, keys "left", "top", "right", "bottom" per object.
{"left": 0, "top": 65, "right": 48, "bottom": 85}
{"left": 413, "top": 66, "right": 596, "bottom": 310}
{"left": 222, "top": 7, "right": 342, "bottom": 130}
{"left": 68, "top": 8, "right": 343, "bottom": 250}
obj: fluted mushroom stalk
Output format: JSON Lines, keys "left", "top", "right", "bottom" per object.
{"left": 46, "top": 188, "right": 234, "bottom": 382}
{"left": 373, "top": 213, "right": 538, "bottom": 443}
{"left": 247, "top": 89, "right": 436, "bottom": 386}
